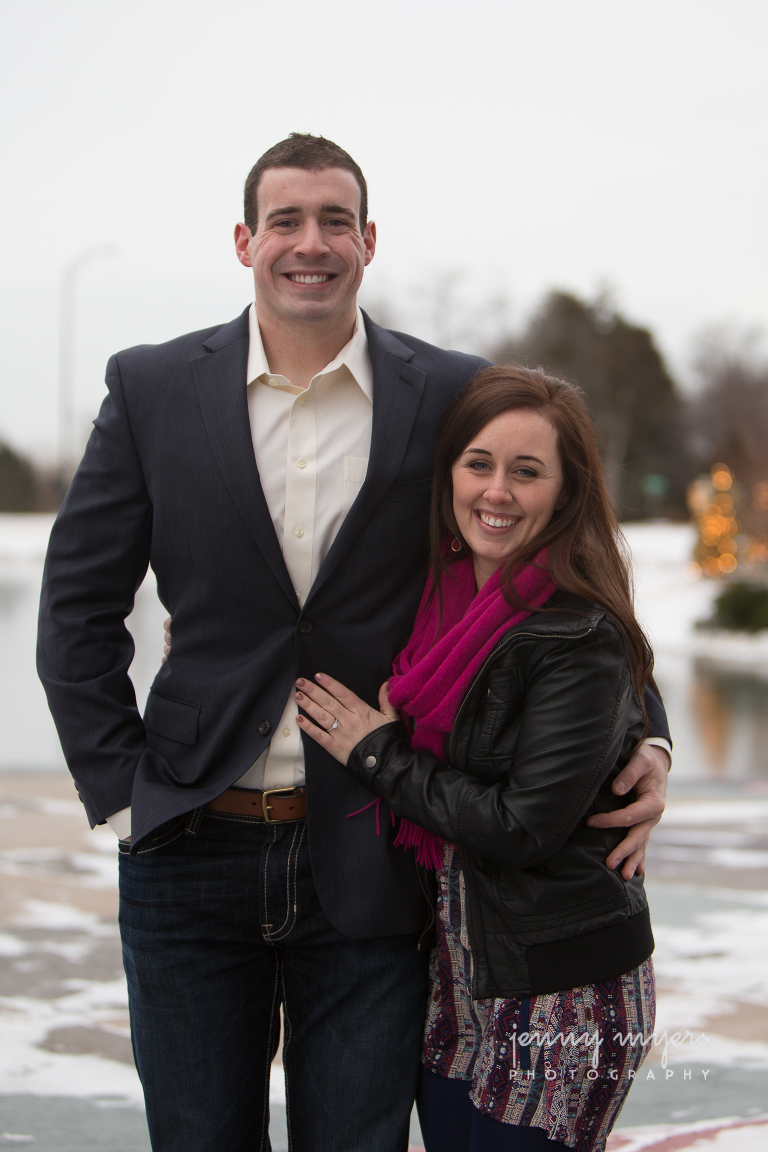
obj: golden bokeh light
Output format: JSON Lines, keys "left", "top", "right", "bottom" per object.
{"left": 747, "top": 542, "right": 768, "bottom": 564}
{"left": 689, "top": 464, "right": 767, "bottom": 578}
{"left": 686, "top": 480, "right": 710, "bottom": 514}
{"left": 711, "top": 469, "right": 732, "bottom": 492}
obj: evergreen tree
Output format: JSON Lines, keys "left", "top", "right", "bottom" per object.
{"left": 0, "top": 442, "right": 39, "bottom": 511}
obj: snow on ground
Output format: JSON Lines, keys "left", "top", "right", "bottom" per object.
{"left": 623, "top": 522, "right": 768, "bottom": 668}
{"left": 0, "top": 894, "right": 288, "bottom": 1107}
{"left": 605, "top": 1116, "right": 768, "bottom": 1151}
{"left": 0, "top": 515, "right": 55, "bottom": 566}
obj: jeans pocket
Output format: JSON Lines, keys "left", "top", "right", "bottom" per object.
{"left": 132, "top": 813, "right": 194, "bottom": 855}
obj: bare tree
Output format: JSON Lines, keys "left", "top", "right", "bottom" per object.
{"left": 691, "top": 328, "right": 768, "bottom": 491}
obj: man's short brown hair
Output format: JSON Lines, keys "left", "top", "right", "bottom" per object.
{"left": 243, "top": 133, "right": 368, "bottom": 233}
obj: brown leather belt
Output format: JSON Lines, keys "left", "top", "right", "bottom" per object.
{"left": 206, "top": 786, "right": 306, "bottom": 822}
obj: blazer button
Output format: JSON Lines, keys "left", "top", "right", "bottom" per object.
{"left": 259, "top": 720, "right": 271, "bottom": 736}
{"left": 299, "top": 620, "right": 313, "bottom": 634}
{"left": 364, "top": 755, "right": 377, "bottom": 768}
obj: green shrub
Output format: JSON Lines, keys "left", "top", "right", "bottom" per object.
{"left": 706, "top": 582, "right": 768, "bottom": 633}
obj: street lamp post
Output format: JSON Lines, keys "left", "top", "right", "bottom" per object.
{"left": 57, "top": 244, "right": 117, "bottom": 482}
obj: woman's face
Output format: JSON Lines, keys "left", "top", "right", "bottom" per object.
{"left": 451, "top": 408, "right": 564, "bottom": 588}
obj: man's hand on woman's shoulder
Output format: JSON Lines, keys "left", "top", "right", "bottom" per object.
{"left": 587, "top": 742, "right": 669, "bottom": 881}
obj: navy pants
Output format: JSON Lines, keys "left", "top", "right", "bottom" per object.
{"left": 119, "top": 810, "right": 428, "bottom": 1152}
{"left": 417, "top": 1069, "right": 569, "bottom": 1150}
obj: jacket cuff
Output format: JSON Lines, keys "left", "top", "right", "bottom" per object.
{"left": 346, "top": 721, "right": 407, "bottom": 784}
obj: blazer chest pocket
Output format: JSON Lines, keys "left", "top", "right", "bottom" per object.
{"left": 383, "top": 477, "right": 432, "bottom": 503}
{"left": 144, "top": 692, "right": 200, "bottom": 746}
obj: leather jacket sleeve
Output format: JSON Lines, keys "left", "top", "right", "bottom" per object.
{"left": 346, "top": 622, "right": 637, "bottom": 869}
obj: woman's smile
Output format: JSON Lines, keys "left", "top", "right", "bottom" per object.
{"left": 474, "top": 508, "right": 522, "bottom": 532}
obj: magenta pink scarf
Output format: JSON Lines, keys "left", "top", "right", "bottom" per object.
{"left": 386, "top": 549, "right": 556, "bottom": 868}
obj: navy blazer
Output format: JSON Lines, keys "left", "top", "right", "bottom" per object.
{"left": 37, "top": 307, "right": 670, "bottom": 939}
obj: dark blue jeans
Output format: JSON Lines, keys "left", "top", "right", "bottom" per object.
{"left": 118, "top": 808, "right": 428, "bottom": 1151}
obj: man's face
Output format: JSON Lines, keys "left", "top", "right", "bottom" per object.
{"left": 235, "top": 167, "right": 376, "bottom": 326}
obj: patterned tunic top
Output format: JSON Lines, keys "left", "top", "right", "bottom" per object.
{"left": 422, "top": 844, "right": 656, "bottom": 1152}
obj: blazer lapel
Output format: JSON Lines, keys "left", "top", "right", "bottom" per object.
{"left": 191, "top": 309, "right": 298, "bottom": 612}
{"left": 305, "top": 313, "right": 426, "bottom": 605}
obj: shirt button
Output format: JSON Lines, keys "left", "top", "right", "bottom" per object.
{"left": 294, "top": 526, "right": 304, "bottom": 538}
{"left": 259, "top": 720, "right": 271, "bottom": 736}
{"left": 299, "top": 620, "right": 312, "bottom": 634}
{"left": 299, "top": 396, "right": 308, "bottom": 406}
{"left": 268, "top": 377, "right": 278, "bottom": 387}
{"left": 298, "top": 459, "right": 306, "bottom": 469}
{"left": 282, "top": 727, "right": 291, "bottom": 738}
{"left": 364, "top": 755, "right": 377, "bottom": 768}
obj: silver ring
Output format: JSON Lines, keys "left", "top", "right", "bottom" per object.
{"left": 327, "top": 718, "right": 338, "bottom": 732}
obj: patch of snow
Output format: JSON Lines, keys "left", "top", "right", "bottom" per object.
{"left": 0, "top": 934, "right": 26, "bottom": 958}
{"left": 32, "top": 797, "right": 85, "bottom": 817}
{"left": 661, "top": 800, "right": 768, "bottom": 826}
{"left": 622, "top": 521, "right": 768, "bottom": 667}
{"left": 651, "top": 896, "right": 768, "bottom": 1050}
{"left": 12, "top": 902, "right": 104, "bottom": 932}
{"left": 0, "top": 515, "right": 56, "bottom": 564}
{"left": 0, "top": 979, "right": 141, "bottom": 1105}
{"left": 709, "top": 848, "right": 768, "bottom": 869}
{"left": 269, "top": 1066, "right": 286, "bottom": 1105}
{"left": 608, "top": 1116, "right": 768, "bottom": 1151}
{"left": 0, "top": 849, "right": 118, "bottom": 890}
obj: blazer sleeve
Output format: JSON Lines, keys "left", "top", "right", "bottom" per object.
{"left": 37, "top": 355, "right": 153, "bottom": 826}
{"left": 345, "top": 625, "right": 636, "bottom": 870}
{"left": 644, "top": 682, "right": 671, "bottom": 745}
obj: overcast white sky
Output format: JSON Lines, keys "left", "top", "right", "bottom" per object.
{"left": 1, "top": 0, "right": 766, "bottom": 461}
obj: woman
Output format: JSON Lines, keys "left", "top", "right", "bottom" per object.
{"left": 295, "top": 366, "right": 656, "bottom": 1151}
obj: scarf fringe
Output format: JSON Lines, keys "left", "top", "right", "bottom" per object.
{"left": 392, "top": 819, "right": 445, "bottom": 870}
{"left": 347, "top": 803, "right": 444, "bottom": 870}
{"left": 346, "top": 797, "right": 395, "bottom": 838}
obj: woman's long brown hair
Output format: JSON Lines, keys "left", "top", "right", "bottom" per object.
{"left": 430, "top": 365, "right": 654, "bottom": 702}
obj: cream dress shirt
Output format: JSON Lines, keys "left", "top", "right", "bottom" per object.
{"left": 233, "top": 304, "right": 373, "bottom": 792}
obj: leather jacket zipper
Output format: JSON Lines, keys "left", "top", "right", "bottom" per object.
{"left": 447, "top": 624, "right": 596, "bottom": 764}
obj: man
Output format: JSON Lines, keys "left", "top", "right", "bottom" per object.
{"left": 38, "top": 134, "right": 670, "bottom": 1152}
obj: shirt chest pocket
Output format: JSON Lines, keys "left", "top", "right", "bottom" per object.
{"left": 341, "top": 455, "right": 369, "bottom": 518}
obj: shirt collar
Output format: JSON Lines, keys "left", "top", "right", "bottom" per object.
{"left": 247, "top": 304, "right": 373, "bottom": 402}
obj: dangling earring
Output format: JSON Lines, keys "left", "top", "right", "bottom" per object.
{"left": 451, "top": 538, "right": 462, "bottom": 552}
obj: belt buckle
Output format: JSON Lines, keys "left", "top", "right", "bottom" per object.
{"left": 262, "top": 787, "right": 299, "bottom": 823}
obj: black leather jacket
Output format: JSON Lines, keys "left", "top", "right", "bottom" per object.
{"left": 347, "top": 593, "right": 655, "bottom": 998}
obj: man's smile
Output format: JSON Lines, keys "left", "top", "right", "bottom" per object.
{"left": 285, "top": 273, "right": 335, "bottom": 284}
